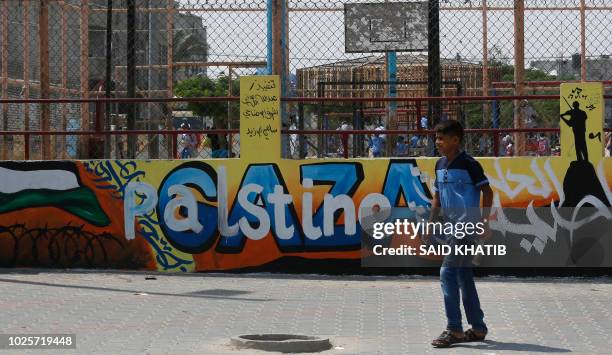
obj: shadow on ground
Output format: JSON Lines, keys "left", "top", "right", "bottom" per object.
{"left": 456, "top": 340, "right": 571, "bottom": 352}
{"left": 2, "top": 267, "right": 612, "bottom": 284}
{"left": 0, "top": 278, "right": 270, "bottom": 302}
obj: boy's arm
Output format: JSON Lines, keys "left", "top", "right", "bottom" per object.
{"left": 425, "top": 164, "right": 441, "bottom": 242}
{"left": 430, "top": 191, "right": 441, "bottom": 222}
{"left": 422, "top": 191, "right": 441, "bottom": 243}
{"left": 429, "top": 165, "right": 441, "bottom": 223}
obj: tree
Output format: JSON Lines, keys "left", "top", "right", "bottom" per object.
{"left": 500, "top": 68, "right": 560, "bottom": 128}
{"left": 465, "top": 66, "right": 562, "bottom": 130}
{"left": 173, "top": 75, "right": 239, "bottom": 129}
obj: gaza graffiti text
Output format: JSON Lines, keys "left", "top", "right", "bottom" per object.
{"left": 123, "top": 161, "right": 430, "bottom": 254}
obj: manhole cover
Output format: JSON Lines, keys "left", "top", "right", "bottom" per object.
{"left": 231, "top": 334, "right": 332, "bottom": 353}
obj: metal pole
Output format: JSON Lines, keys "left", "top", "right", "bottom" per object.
{"left": 172, "top": 132, "right": 178, "bottom": 159}
{"left": 579, "top": 0, "right": 587, "bottom": 81}
{"left": 414, "top": 99, "right": 420, "bottom": 130}
{"left": 482, "top": 0, "right": 490, "bottom": 128}
{"left": 266, "top": 0, "right": 273, "bottom": 75}
{"left": 493, "top": 131, "right": 499, "bottom": 157}
{"left": 147, "top": 0, "right": 152, "bottom": 127}
{"left": 281, "top": 0, "right": 290, "bottom": 158}
{"left": 427, "top": 0, "right": 441, "bottom": 155}
{"left": 386, "top": 52, "right": 397, "bottom": 156}
{"left": 1, "top": 1, "right": 8, "bottom": 160}
{"left": 104, "top": 0, "right": 113, "bottom": 158}
{"left": 271, "top": 0, "right": 285, "bottom": 157}
{"left": 513, "top": 0, "right": 525, "bottom": 156}
{"left": 298, "top": 102, "right": 305, "bottom": 158}
{"left": 456, "top": 82, "right": 464, "bottom": 127}
{"left": 40, "top": 0, "right": 51, "bottom": 159}
{"left": 24, "top": 3, "right": 30, "bottom": 159}
{"left": 317, "top": 82, "right": 323, "bottom": 157}
{"left": 80, "top": 0, "right": 90, "bottom": 158}
{"left": 227, "top": 66, "right": 232, "bottom": 158}
{"left": 166, "top": 0, "right": 173, "bottom": 158}
{"left": 272, "top": 0, "right": 282, "bottom": 76}
{"left": 60, "top": 1, "right": 67, "bottom": 158}
{"left": 385, "top": 0, "right": 397, "bottom": 157}
{"left": 24, "top": 133, "right": 30, "bottom": 160}
{"left": 127, "top": 0, "right": 136, "bottom": 158}
{"left": 351, "top": 68, "right": 358, "bottom": 157}
{"left": 146, "top": 0, "right": 157, "bottom": 159}
{"left": 95, "top": 101, "right": 103, "bottom": 132}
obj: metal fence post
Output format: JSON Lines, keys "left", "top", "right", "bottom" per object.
{"left": 172, "top": 132, "right": 178, "bottom": 159}
{"left": 493, "top": 131, "right": 500, "bottom": 157}
{"left": 40, "top": 0, "right": 51, "bottom": 160}
{"left": 298, "top": 101, "right": 305, "bottom": 158}
{"left": 427, "top": 0, "right": 441, "bottom": 129}
{"left": 126, "top": 0, "right": 136, "bottom": 159}
{"left": 341, "top": 132, "right": 349, "bottom": 159}
{"left": 513, "top": 0, "right": 525, "bottom": 156}
{"left": 24, "top": 132, "right": 30, "bottom": 160}
{"left": 104, "top": 0, "right": 113, "bottom": 159}
{"left": 95, "top": 101, "right": 103, "bottom": 132}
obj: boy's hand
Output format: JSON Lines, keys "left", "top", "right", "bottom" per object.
{"left": 424, "top": 192, "right": 441, "bottom": 244}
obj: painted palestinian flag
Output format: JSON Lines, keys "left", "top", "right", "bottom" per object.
{"left": 0, "top": 161, "right": 110, "bottom": 226}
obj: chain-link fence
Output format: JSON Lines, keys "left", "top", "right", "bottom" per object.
{"left": 0, "top": 0, "right": 610, "bottom": 160}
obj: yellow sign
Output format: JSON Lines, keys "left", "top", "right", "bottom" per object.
{"left": 240, "top": 75, "right": 281, "bottom": 161}
{"left": 560, "top": 82, "right": 604, "bottom": 166}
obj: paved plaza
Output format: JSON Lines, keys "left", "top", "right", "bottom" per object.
{"left": 0, "top": 270, "right": 611, "bottom": 354}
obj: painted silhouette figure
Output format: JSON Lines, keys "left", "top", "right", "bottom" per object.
{"left": 560, "top": 101, "right": 588, "bottom": 161}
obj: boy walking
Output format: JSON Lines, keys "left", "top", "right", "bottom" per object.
{"left": 426, "top": 120, "right": 493, "bottom": 348}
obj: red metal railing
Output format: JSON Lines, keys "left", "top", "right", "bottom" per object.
{"left": 4, "top": 127, "right": 580, "bottom": 159}
{"left": 294, "top": 128, "right": 575, "bottom": 159}
{"left": 492, "top": 80, "right": 612, "bottom": 88}
{"left": 1, "top": 95, "right": 610, "bottom": 160}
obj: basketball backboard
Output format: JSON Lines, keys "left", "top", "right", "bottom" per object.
{"left": 344, "top": 2, "right": 428, "bottom": 53}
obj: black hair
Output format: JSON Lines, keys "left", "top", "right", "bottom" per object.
{"left": 434, "top": 119, "right": 464, "bottom": 141}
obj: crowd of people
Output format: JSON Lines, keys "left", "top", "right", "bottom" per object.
{"left": 177, "top": 104, "right": 608, "bottom": 159}
{"left": 177, "top": 121, "right": 231, "bottom": 159}
{"left": 329, "top": 117, "right": 433, "bottom": 158}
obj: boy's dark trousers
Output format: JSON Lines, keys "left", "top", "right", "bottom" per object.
{"left": 440, "top": 237, "right": 487, "bottom": 333}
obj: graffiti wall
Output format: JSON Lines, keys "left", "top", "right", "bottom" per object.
{"left": 1, "top": 156, "right": 611, "bottom": 271}
{"left": 1, "top": 79, "right": 610, "bottom": 271}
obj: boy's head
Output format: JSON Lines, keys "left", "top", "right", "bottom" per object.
{"left": 435, "top": 120, "right": 463, "bottom": 156}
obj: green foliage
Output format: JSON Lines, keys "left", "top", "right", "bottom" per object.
{"left": 173, "top": 75, "right": 239, "bottom": 127}
{"left": 464, "top": 102, "right": 484, "bottom": 128}
{"left": 463, "top": 65, "right": 563, "bottom": 129}
{"left": 500, "top": 67, "right": 559, "bottom": 82}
